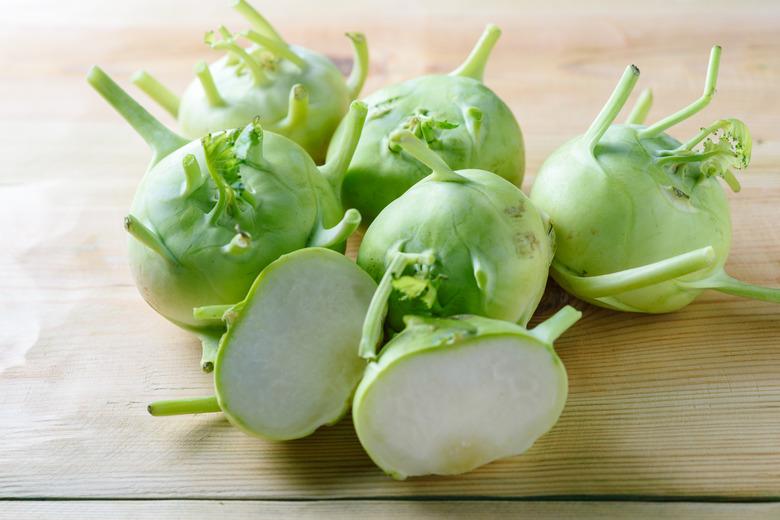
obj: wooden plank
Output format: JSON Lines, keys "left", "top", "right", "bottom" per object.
{"left": 2, "top": 500, "right": 780, "bottom": 520}
{"left": 2, "top": 0, "right": 780, "bottom": 502}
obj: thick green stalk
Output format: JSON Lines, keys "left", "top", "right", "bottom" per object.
{"left": 181, "top": 154, "right": 203, "bottom": 196}
{"left": 131, "top": 70, "right": 180, "bottom": 118}
{"left": 553, "top": 246, "right": 716, "bottom": 298}
{"left": 390, "top": 130, "right": 465, "bottom": 183}
{"left": 583, "top": 64, "right": 640, "bottom": 152}
{"left": 86, "top": 66, "right": 188, "bottom": 166}
{"left": 450, "top": 24, "right": 501, "bottom": 81}
{"left": 194, "top": 61, "right": 226, "bottom": 107}
{"left": 232, "top": 0, "right": 286, "bottom": 43}
{"left": 319, "top": 101, "right": 368, "bottom": 196}
{"left": 148, "top": 396, "right": 221, "bottom": 416}
{"left": 124, "top": 215, "right": 179, "bottom": 265}
{"left": 274, "top": 84, "right": 309, "bottom": 131}
{"left": 530, "top": 306, "right": 582, "bottom": 346}
{"left": 639, "top": 45, "right": 721, "bottom": 139}
{"left": 678, "top": 268, "right": 780, "bottom": 303}
{"left": 241, "top": 29, "right": 305, "bottom": 68}
{"left": 360, "top": 250, "right": 436, "bottom": 360}
{"left": 308, "top": 209, "right": 361, "bottom": 248}
{"left": 625, "top": 88, "right": 653, "bottom": 125}
{"left": 345, "top": 32, "right": 369, "bottom": 99}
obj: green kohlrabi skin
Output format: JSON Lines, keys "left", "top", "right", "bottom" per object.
{"left": 352, "top": 306, "right": 580, "bottom": 479}
{"left": 531, "top": 46, "right": 779, "bottom": 313}
{"left": 328, "top": 24, "right": 524, "bottom": 222}
{"left": 87, "top": 66, "right": 367, "bottom": 370}
{"left": 131, "top": 0, "right": 369, "bottom": 164}
{"left": 356, "top": 131, "right": 553, "bottom": 358}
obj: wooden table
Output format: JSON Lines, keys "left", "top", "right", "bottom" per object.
{"left": 2, "top": 0, "right": 779, "bottom": 517}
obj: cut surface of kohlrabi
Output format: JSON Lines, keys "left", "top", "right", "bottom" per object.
{"left": 353, "top": 306, "right": 580, "bottom": 479}
{"left": 148, "top": 248, "right": 376, "bottom": 441}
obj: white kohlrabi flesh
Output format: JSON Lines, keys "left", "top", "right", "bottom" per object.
{"left": 148, "top": 248, "right": 377, "bottom": 441}
{"left": 352, "top": 306, "right": 580, "bottom": 479}
{"left": 530, "top": 46, "right": 780, "bottom": 313}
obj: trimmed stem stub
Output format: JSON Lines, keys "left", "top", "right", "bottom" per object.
{"left": 86, "top": 66, "right": 188, "bottom": 166}
{"left": 359, "top": 250, "right": 436, "bottom": 360}
{"left": 307, "top": 208, "right": 362, "bottom": 248}
{"left": 390, "top": 130, "right": 466, "bottom": 183}
{"left": 625, "top": 88, "right": 653, "bottom": 125}
{"left": 131, "top": 69, "right": 180, "bottom": 118}
{"left": 639, "top": 45, "right": 721, "bottom": 139}
{"left": 345, "top": 32, "right": 369, "bottom": 99}
{"left": 553, "top": 246, "right": 716, "bottom": 298}
{"left": 148, "top": 396, "right": 221, "bottom": 416}
{"left": 124, "top": 214, "right": 179, "bottom": 265}
{"left": 450, "top": 24, "right": 501, "bottom": 82}
{"left": 530, "top": 306, "right": 582, "bottom": 346}
{"left": 678, "top": 268, "right": 780, "bottom": 303}
{"left": 195, "top": 61, "right": 226, "bottom": 107}
{"left": 583, "top": 64, "right": 640, "bottom": 152}
{"left": 319, "top": 100, "right": 368, "bottom": 196}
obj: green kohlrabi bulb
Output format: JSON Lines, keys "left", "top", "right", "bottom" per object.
{"left": 531, "top": 46, "right": 780, "bottom": 313}
{"left": 130, "top": 0, "right": 369, "bottom": 163}
{"left": 353, "top": 306, "right": 580, "bottom": 479}
{"left": 357, "top": 131, "right": 553, "bottom": 360}
{"left": 327, "top": 24, "right": 524, "bottom": 222}
{"left": 87, "top": 66, "right": 366, "bottom": 370}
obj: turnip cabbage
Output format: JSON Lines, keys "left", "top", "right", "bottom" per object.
{"left": 148, "top": 248, "right": 376, "bottom": 440}
{"left": 357, "top": 130, "right": 553, "bottom": 357}
{"left": 329, "top": 24, "right": 524, "bottom": 222}
{"left": 353, "top": 306, "right": 580, "bottom": 479}
{"left": 530, "top": 46, "right": 779, "bottom": 312}
{"left": 87, "top": 66, "right": 366, "bottom": 370}
{"left": 131, "top": 0, "right": 369, "bottom": 163}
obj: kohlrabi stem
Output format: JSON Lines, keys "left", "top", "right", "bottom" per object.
{"left": 449, "top": 24, "right": 501, "bottom": 82}
{"left": 276, "top": 84, "right": 309, "bottom": 131}
{"left": 677, "top": 268, "right": 780, "bottom": 303}
{"left": 639, "top": 45, "right": 721, "bottom": 139}
{"left": 131, "top": 70, "right": 180, "bottom": 118}
{"left": 196, "top": 330, "right": 223, "bottom": 373}
{"left": 666, "top": 119, "right": 735, "bottom": 155}
{"left": 148, "top": 396, "right": 221, "bottom": 416}
{"left": 553, "top": 246, "right": 716, "bottom": 298}
{"left": 307, "top": 209, "right": 361, "bottom": 248}
{"left": 345, "top": 32, "right": 369, "bottom": 100}
{"left": 625, "top": 88, "right": 653, "bottom": 125}
{"left": 124, "top": 215, "right": 179, "bottom": 265}
{"left": 360, "top": 250, "right": 436, "bottom": 360}
{"left": 390, "top": 130, "right": 466, "bottom": 183}
{"left": 208, "top": 29, "right": 269, "bottom": 86}
{"left": 583, "top": 64, "right": 640, "bottom": 152}
{"left": 232, "top": 0, "right": 286, "bottom": 44}
{"left": 319, "top": 100, "right": 368, "bottom": 196}
{"left": 86, "top": 66, "right": 188, "bottom": 165}
{"left": 194, "top": 61, "right": 226, "bottom": 107}
{"left": 241, "top": 29, "right": 305, "bottom": 68}
{"left": 181, "top": 154, "right": 203, "bottom": 197}
{"left": 530, "top": 305, "right": 582, "bottom": 346}
{"left": 193, "top": 304, "right": 234, "bottom": 321}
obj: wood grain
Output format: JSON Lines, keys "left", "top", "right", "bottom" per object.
{"left": 1, "top": 0, "right": 779, "bottom": 511}
{"left": 3, "top": 500, "right": 780, "bottom": 520}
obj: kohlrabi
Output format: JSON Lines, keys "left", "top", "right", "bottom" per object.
{"left": 87, "top": 66, "right": 366, "bottom": 370}
{"left": 353, "top": 306, "right": 580, "bottom": 479}
{"left": 329, "top": 24, "right": 524, "bottom": 222}
{"left": 148, "top": 248, "right": 376, "bottom": 441}
{"left": 131, "top": 0, "right": 369, "bottom": 163}
{"left": 530, "top": 46, "right": 780, "bottom": 313}
{"left": 357, "top": 131, "right": 553, "bottom": 356}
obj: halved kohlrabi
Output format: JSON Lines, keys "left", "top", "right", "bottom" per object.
{"left": 148, "top": 248, "right": 376, "bottom": 441}
{"left": 353, "top": 306, "right": 580, "bottom": 479}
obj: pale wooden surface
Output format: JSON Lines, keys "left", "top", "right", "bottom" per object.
{"left": 2, "top": 0, "right": 780, "bottom": 517}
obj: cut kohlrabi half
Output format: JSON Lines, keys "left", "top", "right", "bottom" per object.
{"left": 353, "top": 306, "right": 580, "bottom": 479}
{"left": 148, "top": 247, "right": 376, "bottom": 441}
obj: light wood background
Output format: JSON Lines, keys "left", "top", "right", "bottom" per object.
{"left": 2, "top": 0, "right": 779, "bottom": 517}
